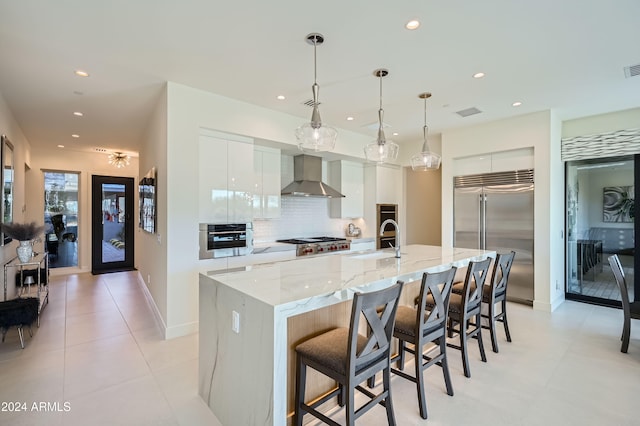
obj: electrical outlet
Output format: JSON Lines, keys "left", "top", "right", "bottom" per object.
{"left": 232, "top": 311, "right": 240, "bottom": 334}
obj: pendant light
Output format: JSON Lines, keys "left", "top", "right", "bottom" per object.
{"left": 410, "top": 92, "right": 441, "bottom": 171}
{"left": 364, "top": 69, "right": 399, "bottom": 163}
{"left": 295, "top": 33, "right": 337, "bottom": 152}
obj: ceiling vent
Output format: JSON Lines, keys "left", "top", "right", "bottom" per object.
{"left": 455, "top": 107, "right": 482, "bottom": 118}
{"left": 624, "top": 64, "right": 640, "bottom": 78}
{"left": 362, "top": 121, "right": 391, "bottom": 132}
{"left": 302, "top": 99, "right": 321, "bottom": 107}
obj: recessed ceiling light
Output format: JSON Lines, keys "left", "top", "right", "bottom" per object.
{"left": 346, "top": 116, "right": 354, "bottom": 121}
{"left": 405, "top": 20, "right": 420, "bottom": 30}
{"left": 512, "top": 101, "right": 522, "bottom": 107}
{"left": 75, "top": 70, "right": 89, "bottom": 77}
{"left": 73, "top": 111, "right": 83, "bottom": 116}
{"left": 473, "top": 72, "right": 485, "bottom": 79}
{"left": 57, "top": 145, "right": 65, "bottom": 148}
{"left": 392, "top": 132, "right": 399, "bottom": 136}
{"left": 276, "top": 95, "right": 285, "bottom": 100}
{"left": 71, "top": 134, "right": 79, "bottom": 138}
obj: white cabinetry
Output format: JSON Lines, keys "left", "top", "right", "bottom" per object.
{"left": 253, "top": 146, "right": 281, "bottom": 219}
{"left": 199, "top": 132, "right": 253, "bottom": 223}
{"left": 328, "top": 160, "right": 364, "bottom": 218}
{"left": 364, "top": 164, "right": 402, "bottom": 205}
{"left": 452, "top": 148, "right": 534, "bottom": 176}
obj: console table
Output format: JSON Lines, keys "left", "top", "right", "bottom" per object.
{"left": 3, "top": 252, "right": 49, "bottom": 324}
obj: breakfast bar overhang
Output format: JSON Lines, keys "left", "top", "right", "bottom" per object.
{"left": 199, "top": 245, "right": 495, "bottom": 425}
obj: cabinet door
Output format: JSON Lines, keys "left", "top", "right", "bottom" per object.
{"left": 329, "top": 161, "right": 363, "bottom": 218}
{"left": 261, "top": 148, "right": 281, "bottom": 219}
{"left": 376, "top": 165, "right": 401, "bottom": 205}
{"left": 199, "top": 135, "right": 229, "bottom": 223}
{"left": 341, "top": 162, "right": 364, "bottom": 218}
{"left": 228, "top": 140, "right": 254, "bottom": 223}
{"left": 252, "top": 151, "right": 263, "bottom": 218}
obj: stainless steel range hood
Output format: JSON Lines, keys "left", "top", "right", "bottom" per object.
{"left": 281, "top": 154, "right": 345, "bottom": 198}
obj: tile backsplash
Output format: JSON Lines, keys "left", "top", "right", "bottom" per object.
{"left": 253, "top": 197, "right": 367, "bottom": 242}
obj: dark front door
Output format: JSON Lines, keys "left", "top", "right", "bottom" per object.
{"left": 91, "top": 175, "right": 135, "bottom": 274}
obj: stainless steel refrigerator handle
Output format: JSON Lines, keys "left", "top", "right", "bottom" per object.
{"left": 481, "top": 193, "right": 487, "bottom": 249}
{"left": 478, "top": 193, "right": 483, "bottom": 249}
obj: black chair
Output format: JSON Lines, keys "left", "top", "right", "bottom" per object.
{"left": 608, "top": 254, "right": 640, "bottom": 353}
{"left": 391, "top": 267, "right": 457, "bottom": 419}
{"left": 481, "top": 251, "right": 516, "bottom": 353}
{"left": 294, "top": 281, "right": 404, "bottom": 426}
{"left": 0, "top": 297, "right": 39, "bottom": 348}
{"left": 445, "top": 258, "right": 491, "bottom": 378}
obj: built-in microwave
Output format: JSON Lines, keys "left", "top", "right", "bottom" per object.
{"left": 199, "top": 223, "right": 253, "bottom": 259}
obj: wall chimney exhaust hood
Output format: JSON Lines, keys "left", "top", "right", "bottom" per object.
{"left": 281, "top": 154, "right": 345, "bottom": 198}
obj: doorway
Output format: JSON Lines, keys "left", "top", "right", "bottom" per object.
{"left": 91, "top": 175, "right": 135, "bottom": 274}
{"left": 44, "top": 171, "right": 79, "bottom": 268}
{"left": 565, "top": 156, "right": 636, "bottom": 305}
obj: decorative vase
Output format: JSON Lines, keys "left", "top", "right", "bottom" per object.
{"left": 16, "top": 240, "right": 33, "bottom": 263}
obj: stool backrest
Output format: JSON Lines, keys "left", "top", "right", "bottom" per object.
{"left": 417, "top": 267, "right": 457, "bottom": 333}
{"left": 348, "top": 281, "right": 404, "bottom": 376}
{"left": 462, "top": 258, "right": 492, "bottom": 310}
{"left": 608, "top": 254, "right": 631, "bottom": 317}
{"left": 491, "top": 251, "right": 516, "bottom": 297}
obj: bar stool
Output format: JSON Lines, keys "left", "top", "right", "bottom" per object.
{"left": 481, "top": 251, "right": 516, "bottom": 353}
{"left": 391, "top": 267, "right": 457, "bottom": 419}
{"left": 294, "top": 281, "right": 404, "bottom": 426}
{"left": 445, "top": 258, "right": 491, "bottom": 378}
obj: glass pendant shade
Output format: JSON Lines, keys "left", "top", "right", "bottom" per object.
{"left": 365, "top": 69, "right": 398, "bottom": 163}
{"left": 296, "top": 33, "right": 337, "bottom": 152}
{"left": 411, "top": 92, "right": 441, "bottom": 171}
{"left": 411, "top": 140, "right": 442, "bottom": 171}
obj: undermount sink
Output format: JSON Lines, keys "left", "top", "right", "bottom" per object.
{"left": 349, "top": 251, "right": 398, "bottom": 260}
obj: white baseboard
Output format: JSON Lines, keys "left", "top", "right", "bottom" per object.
{"left": 135, "top": 271, "right": 198, "bottom": 339}
{"left": 136, "top": 272, "right": 168, "bottom": 335}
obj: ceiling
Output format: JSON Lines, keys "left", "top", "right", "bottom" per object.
{"left": 1, "top": 0, "right": 639, "bottom": 158}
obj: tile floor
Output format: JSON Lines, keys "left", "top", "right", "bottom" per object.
{"left": 0, "top": 271, "right": 639, "bottom": 425}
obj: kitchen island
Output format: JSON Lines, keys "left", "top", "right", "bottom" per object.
{"left": 199, "top": 244, "right": 494, "bottom": 426}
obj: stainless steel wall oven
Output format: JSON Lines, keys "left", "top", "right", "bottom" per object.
{"left": 376, "top": 204, "right": 398, "bottom": 249}
{"left": 199, "top": 223, "right": 253, "bottom": 259}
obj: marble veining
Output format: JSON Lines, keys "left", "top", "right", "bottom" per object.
{"left": 199, "top": 244, "right": 494, "bottom": 425}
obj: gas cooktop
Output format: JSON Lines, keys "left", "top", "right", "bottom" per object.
{"left": 276, "top": 236, "right": 351, "bottom": 256}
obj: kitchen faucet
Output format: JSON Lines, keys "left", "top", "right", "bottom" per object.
{"left": 379, "top": 219, "right": 401, "bottom": 258}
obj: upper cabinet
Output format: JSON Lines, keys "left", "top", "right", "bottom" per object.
{"left": 253, "top": 146, "right": 281, "bottom": 219}
{"left": 198, "top": 131, "right": 253, "bottom": 224}
{"left": 364, "top": 164, "right": 402, "bottom": 205}
{"left": 452, "top": 148, "right": 534, "bottom": 176}
{"left": 328, "top": 160, "right": 364, "bottom": 218}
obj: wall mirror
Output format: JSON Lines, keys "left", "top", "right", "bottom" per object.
{"left": 1, "top": 135, "right": 14, "bottom": 245}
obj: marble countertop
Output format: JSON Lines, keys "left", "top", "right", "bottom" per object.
{"left": 204, "top": 244, "right": 494, "bottom": 314}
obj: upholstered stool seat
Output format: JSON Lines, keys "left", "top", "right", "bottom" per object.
{"left": 0, "top": 297, "right": 39, "bottom": 348}
{"left": 295, "top": 328, "right": 369, "bottom": 376}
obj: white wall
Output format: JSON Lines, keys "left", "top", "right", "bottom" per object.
{"left": 136, "top": 85, "right": 168, "bottom": 328}
{"left": 442, "top": 110, "right": 565, "bottom": 312}
{"left": 562, "top": 107, "right": 640, "bottom": 138}
{"left": 0, "top": 92, "right": 31, "bottom": 299}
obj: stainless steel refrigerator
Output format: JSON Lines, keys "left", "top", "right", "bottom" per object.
{"left": 454, "top": 169, "right": 534, "bottom": 304}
